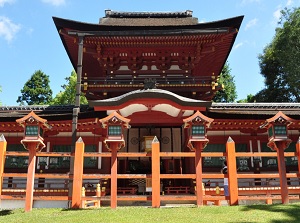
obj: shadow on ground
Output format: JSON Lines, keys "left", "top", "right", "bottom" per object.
{"left": 0, "top": 209, "right": 13, "bottom": 216}
{"left": 241, "top": 203, "right": 300, "bottom": 223}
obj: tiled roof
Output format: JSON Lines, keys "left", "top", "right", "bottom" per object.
{"left": 211, "top": 103, "right": 300, "bottom": 110}
{"left": 0, "top": 105, "right": 94, "bottom": 121}
{"left": 209, "top": 103, "right": 300, "bottom": 116}
{"left": 99, "top": 10, "right": 198, "bottom": 26}
{"left": 1, "top": 103, "right": 299, "bottom": 114}
{"left": 0, "top": 105, "right": 90, "bottom": 112}
{"left": 104, "top": 10, "right": 193, "bottom": 18}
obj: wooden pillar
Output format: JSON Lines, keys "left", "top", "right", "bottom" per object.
{"left": 276, "top": 141, "right": 289, "bottom": 204}
{"left": 0, "top": 135, "right": 7, "bottom": 198}
{"left": 71, "top": 137, "right": 85, "bottom": 208}
{"left": 296, "top": 137, "right": 300, "bottom": 174}
{"left": 151, "top": 136, "right": 160, "bottom": 208}
{"left": 96, "top": 183, "right": 101, "bottom": 207}
{"left": 110, "top": 143, "right": 118, "bottom": 209}
{"left": 226, "top": 137, "right": 238, "bottom": 205}
{"left": 194, "top": 141, "right": 203, "bottom": 206}
{"left": 69, "top": 35, "right": 84, "bottom": 207}
{"left": 25, "top": 142, "right": 37, "bottom": 212}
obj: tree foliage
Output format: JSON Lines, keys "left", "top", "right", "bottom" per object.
{"left": 213, "top": 62, "right": 237, "bottom": 102}
{"left": 0, "top": 86, "right": 2, "bottom": 106}
{"left": 237, "top": 94, "right": 256, "bottom": 103}
{"left": 51, "top": 70, "right": 88, "bottom": 105}
{"left": 17, "top": 70, "right": 53, "bottom": 105}
{"left": 255, "top": 7, "right": 300, "bottom": 102}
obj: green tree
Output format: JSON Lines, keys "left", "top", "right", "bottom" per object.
{"left": 237, "top": 94, "right": 255, "bottom": 103}
{"left": 17, "top": 70, "right": 53, "bottom": 105}
{"left": 50, "top": 70, "right": 88, "bottom": 105}
{"left": 213, "top": 62, "right": 237, "bottom": 102}
{"left": 255, "top": 7, "right": 300, "bottom": 102}
{"left": 0, "top": 86, "right": 2, "bottom": 106}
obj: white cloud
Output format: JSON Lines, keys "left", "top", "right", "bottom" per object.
{"left": 273, "top": 7, "right": 282, "bottom": 23}
{"left": 286, "top": 0, "right": 293, "bottom": 6}
{"left": 233, "top": 42, "right": 244, "bottom": 50}
{"left": 245, "top": 18, "right": 258, "bottom": 30}
{"left": 26, "top": 27, "right": 34, "bottom": 36}
{"left": 0, "top": 16, "right": 21, "bottom": 42}
{"left": 41, "top": 0, "right": 66, "bottom": 6}
{"left": 0, "top": 0, "right": 15, "bottom": 7}
{"left": 272, "top": 1, "right": 294, "bottom": 24}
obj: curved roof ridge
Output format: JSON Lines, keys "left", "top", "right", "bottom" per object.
{"left": 89, "top": 89, "right": 212, "bottom": 108}
{"left": 95, "top": 89, "right": 208, "bottom": 103}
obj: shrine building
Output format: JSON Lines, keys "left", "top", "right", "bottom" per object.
{"left": 0, "top": 10, "right": 300, "bottom": 211}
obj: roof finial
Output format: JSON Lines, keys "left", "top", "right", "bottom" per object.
{"left": 227, "top": 136, "right": 234, "bottom": 142}
{"left": 153, "top": 136, "right": 159, "bottom": 143}
{"left": 0, "top": 134, "right": 6, "bottom": 142}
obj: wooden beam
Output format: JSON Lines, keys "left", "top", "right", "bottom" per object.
{"left": 117, "top": 195, "right": 151, "bottom": 201}
{"left": 160, "top": 174, "right": 196, "bottom": 179}
{"left": 160, "top": 152, "right": 197, "bottom": 157}
{"left": 84, "top": 152, "right": 111, "bottom": 157}
{"left": 1, "top": 195, "right": 69, "bottom": 200}
{"left": 36, "top": 152, "right": 71, "bottom": 157}
{"left": 117, "top": 152, "right": 150, "bottom": 157}
{"left": 82, "top": 174, "right": 112, "bottom": 179}
{"left": 5, "top": 152, "right": 29, "bottom": 156}
{"left": 236, "top": 173, "right": 298, "bottom": 179}
{"left": 160, "top": 195, "right": 196, "bottom": 201}
{"left": 201, "top": 152, "right": 226, "bottom": 157}
{"left": 3, "top": 173, "right": 70, "bottom": 179}
{"left": 235, "top": 152, "right": 295, "bottom": 157}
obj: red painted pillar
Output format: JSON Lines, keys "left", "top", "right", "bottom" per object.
{"left": 151, "top": 136, "right": 160, "bottom": 208}
{"left": 277, "top": 141, "right": 289, "bottom": 204}
{"left": 226, "top": 137, "right": 238, "bottom": 205}
{"left": 71, "top": 137, "right": 85, "bottom": 208}
{"left": 25, "top": 142, "right": 37, "bottom": 212}
{"left": 194, "top": 141, "right": 203, "bottom": 206}
{"left": 0, "top": 135, "right": 7, "bottom": 198}
{"left": 296, "top": 138, "right": 300, "bottom": 174}
{"left": 110, "top": 143, "right": 118, "bottom": 209}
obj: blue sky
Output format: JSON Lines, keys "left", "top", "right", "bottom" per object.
{"left": 0, "top": 0, "right": 299, "bottom": 106}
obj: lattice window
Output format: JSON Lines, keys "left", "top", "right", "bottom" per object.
{"left": 25, "top": 126, "right": 39, "bottom": 136}
{"left": 108, "top": 125, "right": 121, "bottom": 136}
{"left": 192, "top": 125, "right": 205, "bottom": 136}
{"left": 274, "top": 125, "right": 287, "bottom": 135}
